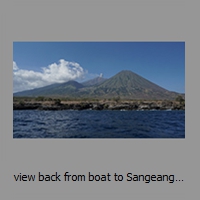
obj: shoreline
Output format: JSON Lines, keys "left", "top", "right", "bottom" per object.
{"left": 13, "top": 100, "right": 185, "bottom": 111}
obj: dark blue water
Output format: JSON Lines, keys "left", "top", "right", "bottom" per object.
{"left": 13, "top": 110, "right": 185, "bottom": 138}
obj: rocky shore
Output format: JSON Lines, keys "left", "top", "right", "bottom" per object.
{"left": 13, "top": 100, "right": 185, "bottom": 111}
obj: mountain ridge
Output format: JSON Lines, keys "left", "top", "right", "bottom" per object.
{"left": 13, "top": 70, "right": 184, "bottom": 100}
{"left": 82, "top": 76, "right": 107, "bottom": 87}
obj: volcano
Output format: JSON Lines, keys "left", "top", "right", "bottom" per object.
{"left": 14, "top": 70, "right": 183, "bottom": 100}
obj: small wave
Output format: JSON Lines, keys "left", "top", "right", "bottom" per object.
{"left": 13, "top": 110, "right": 185, "bottom": 138}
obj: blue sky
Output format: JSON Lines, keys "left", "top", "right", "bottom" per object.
{"left": 13, "top": 42, "right": 185, "bottom": 93}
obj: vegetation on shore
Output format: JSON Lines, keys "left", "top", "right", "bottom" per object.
{"left": 13, "top": 95, "right": 185, "bottom": 111}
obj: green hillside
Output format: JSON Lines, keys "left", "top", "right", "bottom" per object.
{"left": 14, "top": 70, "right": 183, "bottom": 100}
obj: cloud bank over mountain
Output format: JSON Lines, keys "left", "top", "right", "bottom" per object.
{"left": 13, "top": 59, "right": 86, "bottom": 92}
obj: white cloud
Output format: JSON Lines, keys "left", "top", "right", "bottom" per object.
{"left": 13, "top": 59, "right": 86, "bottom": 93}
{"left": 13, "top": 61, "right": 18, "bottom": 70}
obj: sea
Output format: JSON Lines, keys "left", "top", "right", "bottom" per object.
{"left": 13, "top": 110, "right": 185, "bottom": 138}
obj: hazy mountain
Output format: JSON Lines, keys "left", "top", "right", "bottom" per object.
{"left": 82, "top": 76, "right": 107, "bottom": 87}
{"left": 14, "top": 80, "right": 84, "bottom": 97}
{"left": 14, "top": 70, "right": 183, "bottom": 100}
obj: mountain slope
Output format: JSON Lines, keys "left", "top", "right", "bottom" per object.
{"left": 14, "top": 80, "right": 84, "bottom": 97}
{"left": 82, "top": 70, "right": 179, "bottom": 99}
{"left": 13, "top": 70, "right": 182, "bottom": 100}
{"left": 82, "top": 76, "right": 107, "bottom": 87}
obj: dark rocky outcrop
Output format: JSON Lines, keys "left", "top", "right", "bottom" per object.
{"left": 13, "top": 101, "right": 185, "bottom": 111}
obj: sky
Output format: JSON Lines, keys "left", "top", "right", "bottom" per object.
{"left": 13, "top": 42, "right": 185, "bottom": 93}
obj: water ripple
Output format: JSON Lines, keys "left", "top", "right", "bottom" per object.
{"left": 13, "top": 110, "right": 185, "bottom": 138}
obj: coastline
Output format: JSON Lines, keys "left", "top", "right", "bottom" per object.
{"left": 13, "top": 100, "right": 185, "bottom": 111}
